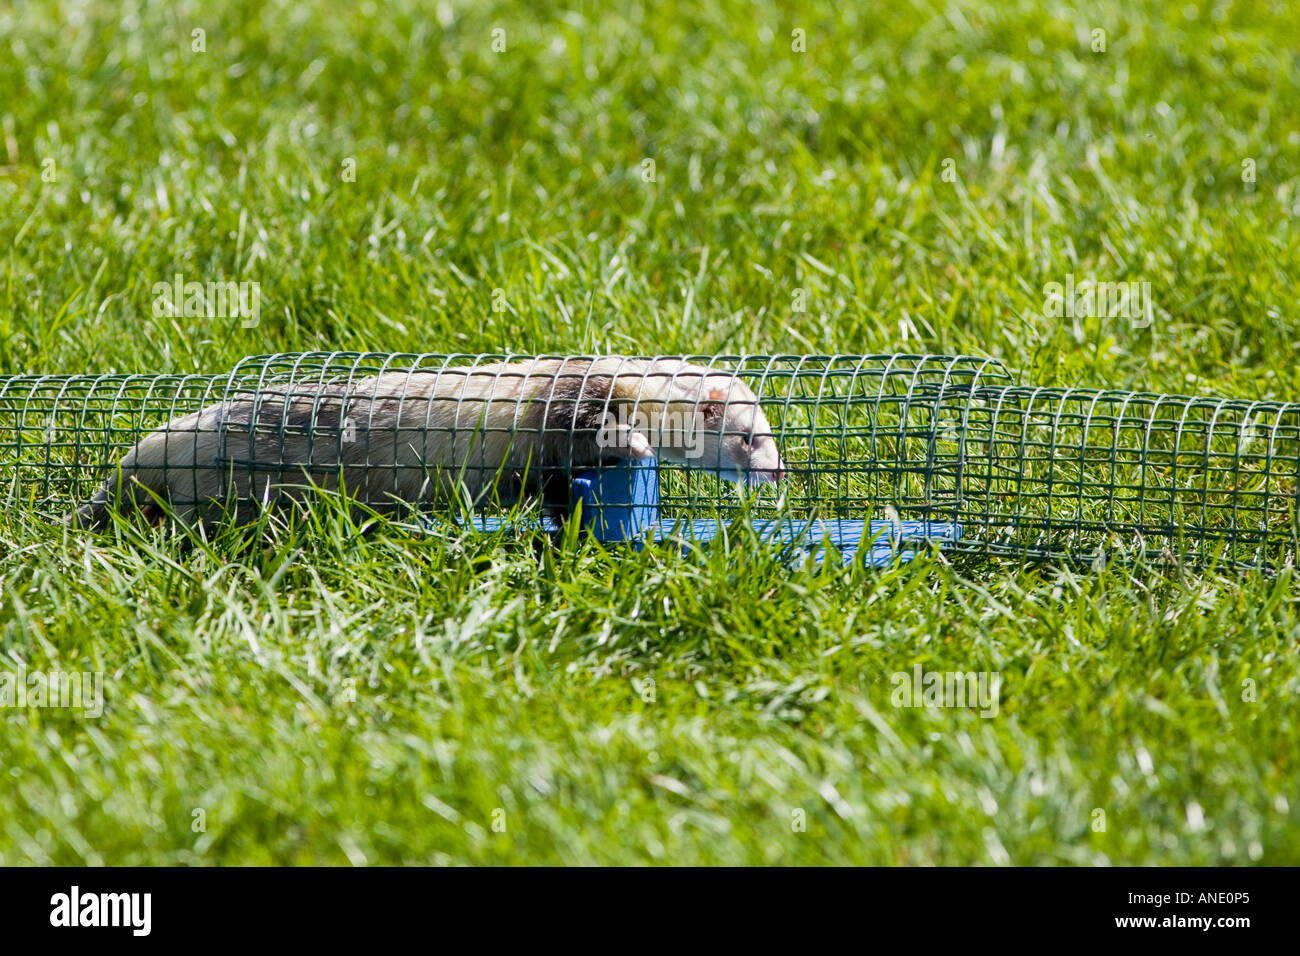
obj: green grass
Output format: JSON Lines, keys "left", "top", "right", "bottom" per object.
{"left": 2, "top": 0, "right": 1299, "bottom": 864}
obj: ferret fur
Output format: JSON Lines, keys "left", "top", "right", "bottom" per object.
{"left": 73, "top": 357, "right": 786, "bottom": 528}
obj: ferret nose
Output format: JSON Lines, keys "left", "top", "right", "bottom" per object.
{"left": 773, "top": 464, "right": 786, "bottom": 481}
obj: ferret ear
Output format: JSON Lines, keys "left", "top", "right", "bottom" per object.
{"left": 700, "top": 386, "right": 731, "bottom": 426}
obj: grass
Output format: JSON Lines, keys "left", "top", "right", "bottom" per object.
{"left": 1, "top": 0, "right": 1298, "bottom": 864}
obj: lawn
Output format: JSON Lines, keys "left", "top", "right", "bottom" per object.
{"left": 0, "top": 0, "right": 1297, "bottom": 864}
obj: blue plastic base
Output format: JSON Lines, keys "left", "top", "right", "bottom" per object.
{"left": 453, "top": 515, "right": 564, "bottom": 534}
{"left": 413, "top": 459, "right": 961, "bottom": 567}
{"left": 655, "top": 518, "right": 962, "bottom": 567}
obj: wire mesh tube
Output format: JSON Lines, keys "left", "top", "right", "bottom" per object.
{"left": 1, "top": 353, "right": 1296, "bottom": 570}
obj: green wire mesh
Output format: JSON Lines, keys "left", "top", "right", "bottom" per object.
{"left": 2, "top": 352, "right": 1297, "bottom": 570}
{"left": 1, "top": 371, "right": 230, "bottom": 507}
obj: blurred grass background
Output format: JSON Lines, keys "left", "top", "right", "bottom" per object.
{"left": 1, "top": 0, "right": 1298, "bottom": 864}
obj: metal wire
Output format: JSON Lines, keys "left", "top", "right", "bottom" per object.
{"left": 0, "top": 372, "right": 230, "bottom": 508}
{"left": 2, "top": 352, "right": 1295, "bottom": 570}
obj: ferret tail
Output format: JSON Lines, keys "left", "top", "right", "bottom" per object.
{"left": 67, "top": 466, "right": 155, "bottom": 530}
{"left": 65, "top": 429, "right": 179, "bottom": 530}
{"left": 68, "top": 489, "right": 114, "bottom": 530}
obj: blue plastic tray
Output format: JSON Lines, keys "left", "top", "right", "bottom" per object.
{"left": 415, "top": 459, "right": 960, "bottom": 566}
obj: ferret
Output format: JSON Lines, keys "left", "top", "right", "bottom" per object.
{"left": 72, "top": 357, "right": 786, "bottom": 529}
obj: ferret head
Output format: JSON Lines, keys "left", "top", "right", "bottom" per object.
{"left": 607, "top": 364, "right": 786, "bottom": 485}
